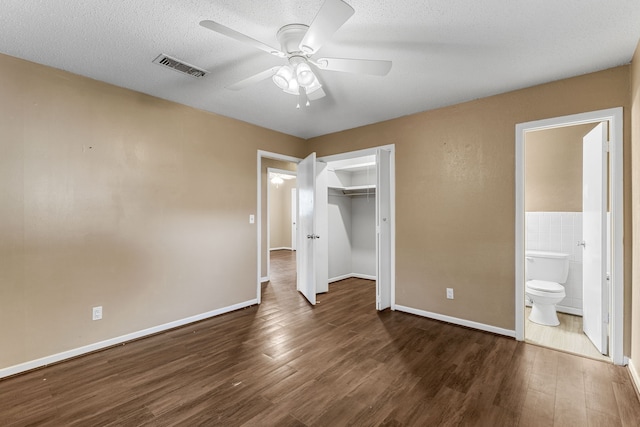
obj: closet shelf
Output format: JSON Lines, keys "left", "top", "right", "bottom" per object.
{"left": 329, "top": 184, "right": 376, "bottom": 196}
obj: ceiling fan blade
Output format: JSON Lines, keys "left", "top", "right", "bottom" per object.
{"left": 227, "top": 67, "right": 280, "bottom": 90}
{"left": 200, "top": 20, "right": 285, "bottom": 57}
{"left": 314, "top": 57, "right": 392, "bottom": 76}
{"left": 299, "top": 0, "right": 355, "bottom": 54}
{"left": 307, "top": 87, "right": 326, "bottom": 101}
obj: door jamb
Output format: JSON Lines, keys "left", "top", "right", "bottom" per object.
{"left": 514, "top": 107, "right": 624, "bottom": 365}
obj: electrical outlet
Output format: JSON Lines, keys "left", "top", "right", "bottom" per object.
{"left": 446, "top": 288, "right": 454, "bottom": 300}
{"left": 249, "top": 214, "right": 255, "bottom": 224}
{"left": 92, "top": 306, "right": 103, "bottom": 321}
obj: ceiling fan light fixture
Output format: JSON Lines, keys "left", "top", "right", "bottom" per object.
{"left": 296, "top": 63, "right": 315, "bottom": 86}
{"left": 283, "top": 76, "right": 300, "bottom": 95}
{"left": 272, "top": 65, "right": 293, "bottom": 90}
{"left": 305, "top": 76, "right": 322, "bottom": 94}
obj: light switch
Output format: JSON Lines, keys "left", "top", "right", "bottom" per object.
{"left": 249, "top": 214, "right": 255, "bottom": 224}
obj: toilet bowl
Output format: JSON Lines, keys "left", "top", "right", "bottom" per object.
{"left": 525, "top": 280, "right": 566, "bottom": 326}
{"left": 525, "top": 250, "right": 569, "bottom": 327}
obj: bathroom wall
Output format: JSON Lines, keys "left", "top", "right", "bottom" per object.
{"left": 525, "top": 212, "right": 583, "bottom": 314}
{"left": 524, "top": 124, "right": 596, "bottom": 212}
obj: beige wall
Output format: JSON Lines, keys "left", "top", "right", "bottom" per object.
{"left": 269, "top": 178, "right": 296, "bottom": 250}
{"left": 525, "top": 124, "right": 596, "bottom": 212}
{"left": 308, "top": 65, "right": 632, "bottom": 337}
{"left": 630, "top": 40, "right": 640, "bottom": 384}
{"left": 0, "top": 53, "right": 305, "bottom": 369}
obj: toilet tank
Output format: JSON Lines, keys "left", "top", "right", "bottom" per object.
{"left": 525, "top": 250, "right": 570, "bottom": 283}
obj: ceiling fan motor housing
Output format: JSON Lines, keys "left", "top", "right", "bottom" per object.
{"left": 276, "top": 24, "right": 310, "bottom": 56}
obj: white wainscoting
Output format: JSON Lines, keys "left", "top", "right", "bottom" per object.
{"left": 526, "top": 212, "right": 583, "bottom": 314}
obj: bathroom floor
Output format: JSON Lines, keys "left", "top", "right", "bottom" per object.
{"left": 525, "top": 307, "right": 609, "bottom": 362}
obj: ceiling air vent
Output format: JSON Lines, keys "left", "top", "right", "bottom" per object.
{"left": 152, "top": 54, "right": 208, "bottom": 78}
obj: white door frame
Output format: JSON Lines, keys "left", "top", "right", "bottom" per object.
{"left": 318, "top": 144, "right": 396, "bottom": 309}
{"left": 257, "top": 151, "right": 302, "bottom": 304}
{"left": 515, "top": 107, "right": 624, "bottom": 365}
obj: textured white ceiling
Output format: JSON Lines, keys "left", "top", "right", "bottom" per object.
{"left": 1, "top": 0, "right": 639, "bottom": 138}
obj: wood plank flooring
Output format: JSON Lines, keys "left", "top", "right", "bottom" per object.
{"left": 1, "top": 250, "right": 639, "bottom": 426}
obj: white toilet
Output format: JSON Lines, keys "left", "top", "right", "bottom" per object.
{"left": 525, "top": 250, "right": 569, "bottom": 326}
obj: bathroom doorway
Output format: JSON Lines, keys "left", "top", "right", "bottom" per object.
{"left": 515, "top": 108, "right": 624, "bottom": 365}
{"left": 523, "top": 123, "right": 608, "bottom": 361}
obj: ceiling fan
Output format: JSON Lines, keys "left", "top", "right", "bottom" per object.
{"left": 200, "top": 0, "right": 392, "bottom": 107}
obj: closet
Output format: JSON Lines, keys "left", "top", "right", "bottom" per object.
{"left": 326, "top": 155, "right": 377, "bottom": 283}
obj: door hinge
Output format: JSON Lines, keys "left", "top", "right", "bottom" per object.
{"left": 605, "top": 140, "right": 610, "bottom": 152}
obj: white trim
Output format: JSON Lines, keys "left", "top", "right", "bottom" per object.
{"left": 352, "top": 273, "right": 376, "bottom": 281}
{"left": 629, "top": 359, "right": 640, "bottom": 397}
{"left": 257, "top": 151, "right": 303, "bottom": 304}
{"left": 329, "top": 273, "right": 377, "bottom": 283}
{"left": 260, "top": 276, "right": 270, "bottom": 283}
{"left": 524, "top": 301, "right": 583, "bottom": 317}
{"left": 395, "top": 305, "right": 516, "bottom": 338}
{"left": 515, "top": 107, "right": 624, "bottom": 365}
{"left": 329, "top": 274, "right": 353, "bottom": 283}
{"left": 390, "top": 149, "right": 396, "bottom": 310}
{"left": 0, "top": 299, "right": 258, "bottom": 379}
{"left": 555, "top": 305, "right": 583, "bottom": 316}
{"left": 270, "top": 247, "right": 293, "bottom": 251}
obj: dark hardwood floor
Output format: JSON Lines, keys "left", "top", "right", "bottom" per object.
{"left": 2, "top": 250, "right": 639, "bottom": 426}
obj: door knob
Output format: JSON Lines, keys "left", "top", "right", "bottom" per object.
{"left": 306, "top": 234, "right": 320, "bottom": 239}
{"left": 577, "top": 240, "right": 586, "bottom": 248}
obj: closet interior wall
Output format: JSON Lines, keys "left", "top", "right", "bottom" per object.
{"left": 327, "top": 161, "right": 377, "bottom": 283}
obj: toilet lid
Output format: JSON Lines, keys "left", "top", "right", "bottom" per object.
{"left": 527, "top": 280, "right": 564, "bottom": 293}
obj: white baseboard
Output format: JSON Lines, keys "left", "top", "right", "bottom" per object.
{"left": 261, "top": 276, "right": 270, "bottom": 283}
{"left": 329, "top": 274, "right": 352, "bottom": 283}
{"left": 352, "top": 273, "right": 376, "bottom": 281}
{"left": 269, "top": 247, "right": 293, "bottom": 251}
{"left": 394, "top": 304, "right": 516, "bottom": 338}
{"left": 329, "top": 273, "right": 377, "bottom": 284}
{"left": 526, "top": 301, "right": 583, "bottom": 316}
{"left": 0, "top": 299, "right": 258, "bottom": 380}
{"left": 556, "top": 305, "right": 583, "bottom": 316}
{"left": 629, "top": 359, "right": 640, "bottom": 398}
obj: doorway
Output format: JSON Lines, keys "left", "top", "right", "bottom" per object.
{"left": 523, "top": 123, "right": 608, "bottom": 361}
{"left": 257, "top": 145, "right": 395, "bottom": 310}
{"left": 515, "top": 107, "right": 624, "bottom": 365}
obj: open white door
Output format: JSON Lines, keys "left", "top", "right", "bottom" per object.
{"left": 297, "top": 153, "right": 317, "bottom": 305}
{"left": 376, "top": 149, "right": 392, "bottom": 310}
{"left": 296, "top": 153, "right": 329, "bottom": 303}
{"left": 582, "top": 122, "right": 608, "bottom": 355}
